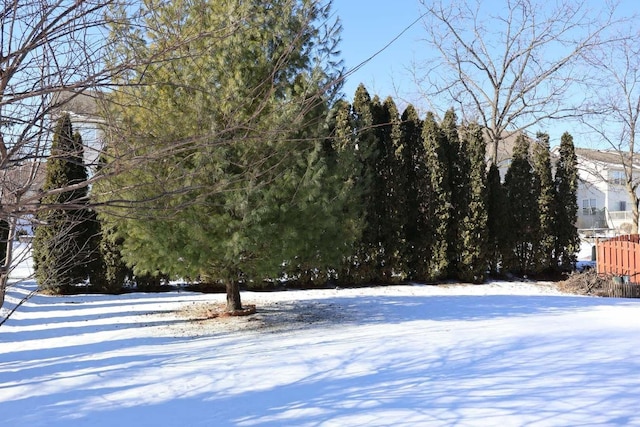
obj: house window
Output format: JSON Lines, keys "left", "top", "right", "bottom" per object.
{"left": 611, "top": 170, "right": 625, "bottom": 185}
{"left": 582, "top": 199, "right": 597, "bottom": 215}
{"left": 619, "top": 201, "right": 627, "bottom": 211}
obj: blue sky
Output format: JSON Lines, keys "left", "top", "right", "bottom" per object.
{"left": 332, "top": 0, "right": 640, "bottom": 100}
{"left": 330, "top": 0, "right": 640, "bottom": 147}
{"left": 332, "top": 0, "right": 425, "bottom": 102}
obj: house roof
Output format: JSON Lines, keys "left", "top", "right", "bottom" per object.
{"left": 575, "top": 148, "right": 640, "bottom": 168}
{"left": 485, "top": 130, "right": 543, "bottom": 166}
{"left": 50, "top": 90, "right": 103, "bottom": 119}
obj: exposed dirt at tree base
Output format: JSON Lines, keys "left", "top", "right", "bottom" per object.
{"left": 179, "top": 303, "right": 256, "bottom": 320}
{"left": 170, "top": 300, "right": 348, "bottom": 336}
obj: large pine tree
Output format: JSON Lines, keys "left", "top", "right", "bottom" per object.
{"left": 99, "top": 0, "right": 349, "bottom": 311}
{"left": 554, "top": 132, "right": 580, "bottom": 271}
{"left": 33, "top": 114, "right": 98, "bottom": 292}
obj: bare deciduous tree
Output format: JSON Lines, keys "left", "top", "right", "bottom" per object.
{"left": 0, "top": 0, "right": 135, "bottom": 307}
{"left": 414, "top": 0, "right": 619, "bottom": 164}
{"left": 581, "top": 28, "right": 640, "bottom": 234}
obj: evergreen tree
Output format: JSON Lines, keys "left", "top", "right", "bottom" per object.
{"left": 400, "top": 105, "right": 431, "bottom": 281}
{"left": 340, "top": 85, "right": 383, "bottom": 284}
{"left": 376, "top": 96, "right": 405, "bottom": 281}
{"left": 331, "top": 99, "right": 367, "bottom": 285}
{"left": 422, "top": 112, "right": 451, "bottom": 279}
{"left": 554, "top": 132, "right": 580, "bottom": 271}
{"left": 486, "top": 164, "right": 509, "bottom": 275}
{"left": 440, "top": 109, "right": 462, "bottom": 278}
{"left": 503, "top": 134, "right": 539, "bottom": 275}
{"left": 532, "top": 133, "right": 557, "bottom": 273}
{"left": 457, "top": 122, "right": 488, "bottom": 283}
{"left": 89, "top": 220, "right": 131, "bottom": 293}
{"left": 100, "top": 0, "right": 348, "bottom": 311}
{"left": 279, "top": 82, "right": 358, "bottom": 287}
{"left": 335, "top": 88, "right": 406, "bottom": 285}
{"left": 33, "top": 114, "right": 98, "bottom": 292}
{"left": 87, "top": 155, "right": 129, "bottom": 293}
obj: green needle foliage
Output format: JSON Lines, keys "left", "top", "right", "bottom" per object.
{"left": 377, "top": 97, "right": 405, "bottom": 280}
{"left": 330, "top": 98, "right": 367, "bottom": 285}
{"left": 422, "top": 112, "right": 450, "bottom": 280}
{"left": 32, "top": 114, "right": 98, "bottom": 293}
{"left": 336, "top": 85, "right": 381, "bottom": 284}
{"left": 486, "top": 163, "right": 509, "bottom": 275}
{"left": 98, "top": 0, "right": 349, "bottom": 310}
{"left": 554, "top": 132, "right": 580, "bottom": 271}
{"left": 532, "top": 133, "right": 557, "bottom": 273}
{"left": 336, "top": 87, "right": 408, "bottom": 284}
{"left": 457, "top": 123, "right": 488, "bottom": 283}
{"left": 440, "top": 109, "right": 464, "bottom": 278}
{"left": 503, "top": 134, "right": 539, "bottom": 275}
{"left": 399, "top": 105, "right": 431, "bottom": 282}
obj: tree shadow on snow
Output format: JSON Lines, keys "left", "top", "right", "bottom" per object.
{"left": 250, "top": 291, "right": 639, "bottom": 332}
{"left": 1, "top": 282, "right": 640, "bottom": 426}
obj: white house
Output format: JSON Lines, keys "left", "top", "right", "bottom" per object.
{"left": 51, "top": 90, "right": 106, "bottom": 171}
{"left": 573, "top": 148, "right": 640, "bottom": 236}
{"left": 488, "top": 134, "right": 639, "bottom": 237}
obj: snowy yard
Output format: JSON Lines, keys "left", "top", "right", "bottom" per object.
{"left": 2, "top": 253, "right": 640, "bottom": 426}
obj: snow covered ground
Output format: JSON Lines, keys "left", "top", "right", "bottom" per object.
{"left": 2, "top": 248, "right": 640, "bottom": 426}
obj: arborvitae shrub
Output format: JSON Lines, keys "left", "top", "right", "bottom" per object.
{"left": 33, "top": 114, "right": 96, "bottom": 293}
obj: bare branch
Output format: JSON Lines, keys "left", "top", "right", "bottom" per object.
{"left": 415, "top": 0, "right": 623, "bottom": 163}
{"left": 580, "top": 27, "right": 640, "bottom": 233}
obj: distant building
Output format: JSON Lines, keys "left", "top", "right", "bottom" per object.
{"left": 1, "top": 90, "right": 104, "bottom": 235}
{"left": 50, "top": 90, "right": 105, "bottom": 170}
{"left": 488, "top": 134, "right": 638, "bottom": 237}
{"left": 573, "top": 148, "right": 640, "bottom": 236}
{"left": 485, "top": 130, "right": 528, "bottom": 180}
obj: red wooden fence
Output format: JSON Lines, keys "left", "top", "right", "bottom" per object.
{"left": 597, "top": 234, "right": 640, "bottom": 283}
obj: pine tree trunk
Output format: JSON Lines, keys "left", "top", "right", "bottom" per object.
{"left": 226, "top": 281, "right": 242, "bottom": 312}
